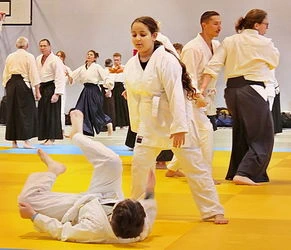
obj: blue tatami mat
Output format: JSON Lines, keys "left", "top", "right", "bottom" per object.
{"left": 1, "top": 144, "right": 290, "bottom": 155}
{"left": 0, "top": 144, "right": 134, "bottom": 156}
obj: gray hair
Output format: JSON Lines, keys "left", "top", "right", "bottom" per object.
{"left": 16, "top": 36, "right": 29, "bottom": 49}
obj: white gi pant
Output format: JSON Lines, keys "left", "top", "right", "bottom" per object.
{"left": 131, "top": 144, "right": 223, "bottom": 219}
{"left": 18, "top": 133, "right": 124, "bottom": 221}
{"left": 167, "top": 106, "right": 214, "bottom": 172}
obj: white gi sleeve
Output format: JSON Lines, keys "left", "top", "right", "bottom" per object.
{"left": 54, "top": 57, "right": 66, "bottom": 95}
{"left": 203, "top": 43, "right": 226, "bottom": 79}
{"left": 138, "top": 199, "right": 157, "bottom": 240}
{"left": 181, "top": 47, "right": 202, "bottom": 90}
{"left": 33, "top": 213, "right": 107, "bottom": 243}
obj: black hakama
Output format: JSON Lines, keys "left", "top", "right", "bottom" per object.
{"left": 101, "top": 85, "right": 116, "bottom": 130}
{"left": 38, "top": 81, "right": 63, "bottom": 140}
{"left": 112, "top": 82, "right": 129, "bottom": 127}
{"left": 272, "top": 93, "right": 282, "bottom": 134}
{"left": 5, "top": 74, "right": 37, "bottom": 141}
{"left": 224, "top": 76, "right": 274, "bottom": 183}
{"left": 75, "top": 83, "right": 111, "bottom": 136}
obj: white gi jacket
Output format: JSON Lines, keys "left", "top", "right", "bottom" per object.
{"left": 71, "top": 63, "right": 114, "bottom": 90}
{"left": 156, "top": 33, "right": 180, "bottom": 58}
{"left": 203, "top": 29, "right": 280, "bottom": 100}
{"left": 33, "top": 195, "right": 156, "bottom": 243}
{"left": 181, "top": 34, "right": 220, "bottom": 115}
{"left": 124, "top": 46, "right": 188, "bottom": 148}
{"left": 3, "top": 49, "right": 40, "bottom": 88}
{"left": 36, "top": 52, "right": 66, "bottom": 95}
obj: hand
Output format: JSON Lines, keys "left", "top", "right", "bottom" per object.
{"left": 195, "top": 93, "right": 208, "bottom": 108}
{"left": 35, "top": 91, "right": 41, "bottom": 101}
{"left": 170, "top": 132, "right": 186, "bottom": 148}
{"left": 145, "top": 169, "right": 156, "bottom": 193}
{"left": 105, "top": 90, "right": 112, "bottom": 98}
{"left": 121, "top": 90, "right": 127, "bottom": 100}
{"left": 51, "top": 94, "right": 59, "bottom": 103}
{"left": 19, "top": 202, "right": 37, "bottom": 219}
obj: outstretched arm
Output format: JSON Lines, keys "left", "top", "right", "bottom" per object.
{"left": 144, "top": 169, "right": 155, "bottom": 199}
{"left": 138, "top": 169, "right": 157, "bottom": 240}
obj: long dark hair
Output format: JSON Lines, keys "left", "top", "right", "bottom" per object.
{"left": 131, "top": 16, "right": 196, "bottom": 100}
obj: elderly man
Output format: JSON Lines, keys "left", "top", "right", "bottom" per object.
{"left": 2, "top": 36, "right": 41, "bottom": 148}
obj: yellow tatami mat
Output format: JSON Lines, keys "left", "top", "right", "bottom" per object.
{"left": 1, "top": 151, "right": 291, "bottom": 250}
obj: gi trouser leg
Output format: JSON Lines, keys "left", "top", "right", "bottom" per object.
{"left": 225, "top": 78, "right": 273, "bottom": 182}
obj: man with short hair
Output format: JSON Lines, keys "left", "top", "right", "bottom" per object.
{"left": 166, "top": 11, "right": 222, "bottom": 179}
{"left": 2, "top": 36, "right": 41, "bottom": 148}
{"left": 18, "top": 110, "right": 156, "bottom": 243}
{"left": 36, "top": 39, "right": 66, "bottom": 145}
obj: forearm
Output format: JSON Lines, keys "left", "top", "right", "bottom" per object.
{"left": 200, "top": 74, "right": 213, "bottom": 94}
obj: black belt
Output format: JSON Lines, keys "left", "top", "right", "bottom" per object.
{"left": 227, "top": 76, "right": 265, "bottom": 88}
{"left": 102, "top": 202, "right": 116, "bottom": 207}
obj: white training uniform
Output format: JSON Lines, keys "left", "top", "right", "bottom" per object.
{"left": 3, "top": 48, "right": 40, "bottom": 88}
{"left": 156, "top": 32, "right": 180, "bottom": 58}
{"left": 181, "top": 33, "right": 220, "bottom": 115}
{"left": 18, "top": 133, "right": 156, "bottom": 243}
{"left": 167, "top": 34, "right": 220, "bottom": 172}
{"left": 71, "top": 63, "right": 114, "bottom": 89}
{"left": 125, "top": 45, "right": 224, "bottom": 219}
{"left": 265, "top": 69, "right": 278, "bottom": 111}
{"left": 36, "top": 52, "right": 66, "bottom": 95}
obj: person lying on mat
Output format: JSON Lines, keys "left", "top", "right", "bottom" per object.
{"left": 18, "top": 110, "right": 156, "bottom": 243}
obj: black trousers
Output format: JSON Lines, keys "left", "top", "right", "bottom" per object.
{"left": 272, "top": 93, "right": 282, "bottom": 134}
{"left": 224, "top": 76, "right": 273, "bottom": 182}
{"left": 38, "top": 81, "right": 63, "bottom": 140}
{"left": 5, "top": 74, "right": 37, "bottom": 140}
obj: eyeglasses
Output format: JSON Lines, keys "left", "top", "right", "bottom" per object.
{"left": 261, "top": 22, "right": 269, "bottom": 28}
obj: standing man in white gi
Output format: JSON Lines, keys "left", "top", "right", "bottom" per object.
{"left": 166, "top": 11, "right": 222, "bottom": 179}
{"left": 2, "top": 36, "right": 41, "bottom": 148}
{"left": 36, "top": 39, "right": 66, "bottom": 145}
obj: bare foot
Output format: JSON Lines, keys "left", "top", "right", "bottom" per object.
{"left": 107, "top": 123, "right": 113, "bottom": 136}
{"left": 37, "top": 149, "right": 66, "bottom": 176}
{"left": 203, "top": 214, "right": 229, "bottom": 224}
{"left": 175, "top": 169, "right": 185, "bottom": 177}
{"left": 70, "top": 110, "right": 83, "bottom": 138}
{"left": 12, "top": 141, "right": 18, "bottom": 148}
{"left": 165, "top": 169, "right": 185, "bottom": 177}
{"left": 24, "top": 140, "right": 35, "bottom": 149}
{"left": 42, "top": 139, "right": 55, "bottom": 145}
{"left": 233, "top": 175, "right": 260, "bottom": 186}
{"left": 213, "top": 179, "right": 221, "bottom": 185}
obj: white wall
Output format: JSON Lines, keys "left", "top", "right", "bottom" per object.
{"left": 1, "top": 0, "right": 290, "bottom": 112}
